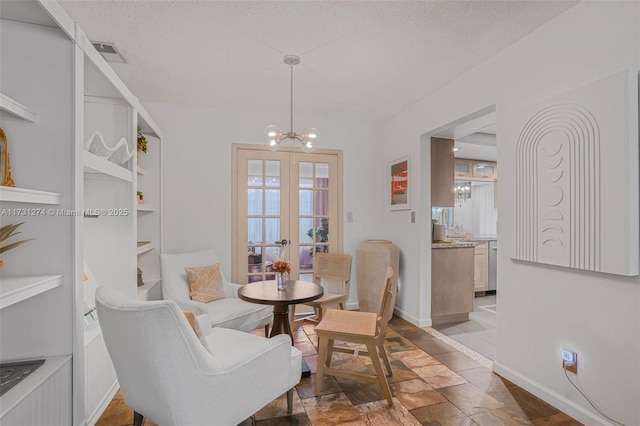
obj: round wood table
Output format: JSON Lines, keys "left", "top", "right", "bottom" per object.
{"left": 238, "top": 280, "right": 324, "bottom": 343}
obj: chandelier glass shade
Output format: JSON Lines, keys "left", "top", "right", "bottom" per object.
{"left": 264, "top": 55, "right": 318, "bottom": 153}
{"left": 454, "top": 181, "right": 472, "bottom": 207}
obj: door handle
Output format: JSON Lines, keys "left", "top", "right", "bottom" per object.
{"left": 275, "top": 239, "right": 289, "bottom": 246}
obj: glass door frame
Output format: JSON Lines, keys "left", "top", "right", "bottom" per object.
{"left": 231, "top": 144, "right": 344, "bottom": 284}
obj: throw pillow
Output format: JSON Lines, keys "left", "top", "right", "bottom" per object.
{"left": 183, "top": 311, "right": 203, "bottom": 338}
{"left": 185, "top": 263, "right": 225, "bottom": 303}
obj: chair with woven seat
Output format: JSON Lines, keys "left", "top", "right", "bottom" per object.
{"left": 290, "top": 252, "right": 352, "bottom": 327}
{"left": 315, "top": 266, "right": 395, "bottom": 406}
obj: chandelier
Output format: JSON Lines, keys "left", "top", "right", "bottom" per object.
{"left": 454, "top": 181, "right": 472, "bottom": 207}
{"left": 264, "top": 55, "right": 318, "bottom": 153}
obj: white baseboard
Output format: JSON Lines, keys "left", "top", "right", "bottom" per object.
{"left": 346, "top": 302, "right": 359, "bottom": 310}
{"left": 493, "top": 362, "right": 609, "bottom": 426}
{"left": 393, "top": 307, "right": 432, "bottom": 328}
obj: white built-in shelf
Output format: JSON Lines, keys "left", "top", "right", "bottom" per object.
{"left": 136, "top": 241, "right": 156, "bottom": 255}
{"left": 137, "top": 166, "right": 146, "bottom": 176}
{"left": 84, "top": 321, "right": 101, "bottom": 346}
{"left": 136, "top": 204, "right": 156, "bottom": 212}
{"left": 0, "top": 355, "right": 71, "bottom": 415}
{"left": 0, "top": 187, "right": 62, "bottom": 204}
{"left": 83, "top": 151, "right": 133, "bottom": 182}
{"left": 0, "top": 275, "right": 63, "bottom": 310}
{"left": 137, "top": 278, "right": 160, "bottom": 300}
{"left": 0, "top": 93, "right": 36, "bottom": 122}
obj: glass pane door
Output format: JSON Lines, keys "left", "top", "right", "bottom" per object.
{"left": 235, "top": 149, "right": 340, "bottom": 284}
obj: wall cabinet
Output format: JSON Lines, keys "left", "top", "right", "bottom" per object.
{"left": 0, "top": 2, "right": 163, "bottom": 424}
{"left": 431, "top": 137, "right": 454, "bottom": 207}
{"left": 474, "top": 241, "right": 489, "bottom": 292}
{"left": 454, "top": 159, "right": 497, "bottom": 181}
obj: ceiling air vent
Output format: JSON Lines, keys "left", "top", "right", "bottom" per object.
{"left": 91, "top": 42, "right": 127, "bottom": 64}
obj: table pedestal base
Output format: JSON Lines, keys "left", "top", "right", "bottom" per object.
{"left": 270, "top": 304, "right": 311, "bottom": 377}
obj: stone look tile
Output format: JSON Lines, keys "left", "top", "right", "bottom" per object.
{"left": 413, "top": 364, "right": 468, "bottom": 389}
{"left": 386, "top": 359, "right": 420, "bottom": 384}
{"left": 356, "top": 397, "right": 422, "bottom": 425}
{"left": 384, "top": 329, "right": 419, "bottom": 353}
{"left": 304, "top": 355, "right": 318, "bottom": 374}
{"left": 255, "top": 388, "right": 305, "bottom": 420}
{"left": 411, "top": 401, "right": 475, "bottom": 426}
{"left": 488, "top": 385, "right": 559, "bottom": 421}
{"left": 297, "top": 374, "right": 343, "bottom": 399}
{"left": 434, "top": 351, "right": 482, "bottom": 372}
{"left": 256, "top": 413, "right": 311, "bottom": 425}
{"left": 470, "top": 408, "right": 534, "bottom": 425}
{"left": 390, "top": 379, "right": 447, "bottom": 410}
{"left": 532, "top": 413, "right": 584, "bottom": 425}
{"left": 301, "top": 392, "right": 365, "bottom": 426}
{"left": 295, "top": 340, "right": 318, "bottom": 356}
{"left": 393, "top": 349, "right": 441, "bottom": 369}
{"left": 437, "top": 383, "right": 504, "bottom": 416}
{"left": 336, "top": 377, "right": 386, "bottom": 406}
{"left": 457, "top": 367, "right": 512, "bottom": 394}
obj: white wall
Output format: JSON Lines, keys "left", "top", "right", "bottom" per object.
{"left": 145, "top": 102, "right": 383, "bottom": 307}
{"left": 382, "top": 2, "right": 640, "bottom": 425}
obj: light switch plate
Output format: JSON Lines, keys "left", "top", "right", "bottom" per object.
{"left": 347, "top": 212, "right": 353, "bottom": 222}
{"left": 411, "top": 211, "right": 416, "bottom": 223}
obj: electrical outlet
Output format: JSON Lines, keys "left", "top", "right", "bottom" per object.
{"left": 561, "top": 349, "right": 578, "bottom": 374}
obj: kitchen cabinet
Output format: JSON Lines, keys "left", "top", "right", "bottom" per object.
{"left": 431, "top": 245, "right": 475, "bottom": 324}
{"left": 431, "top": 137, "right": 454, "bottom": 207}
{"left": 454, "top": 159, "right": 497, "bottom": 181}
{"left": 473, "top": 161, "right": 497, "bottom": 180}
{"left": 474, "top": 241, "right": 489, "bottom": 292}
{"left": 454, "top": 159, "right": 473, "bottom": 178}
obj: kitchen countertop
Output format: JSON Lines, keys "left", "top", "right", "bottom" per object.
{"left": 432, "top": 241, "right": 477, "bottom": 249}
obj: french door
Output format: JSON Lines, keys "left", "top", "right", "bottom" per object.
{"left": 232, "top": 146, "right": 342, "bottom": 284}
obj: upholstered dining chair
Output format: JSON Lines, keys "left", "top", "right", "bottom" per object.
{"left": 95, "top": 285, "right": 302, "bottom": 426}
{"left": 161, "top": 249, "right": 272, "bottom": 334}
{"left": 315, "top": 267, "right": 395, "bottom": 405}
{"left": 290, "top": 252, "right": 352, "bottom": 328}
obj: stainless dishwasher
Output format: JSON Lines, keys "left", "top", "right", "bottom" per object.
{"left": 488, "top": 240, "right": 497, "bottom": 291}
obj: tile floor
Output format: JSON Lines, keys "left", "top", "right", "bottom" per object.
{"left": 98, "top": 313, "right": 582, "bottom": 425}
{"left": 433, "top": 294, "right": 497, "bottom": 360}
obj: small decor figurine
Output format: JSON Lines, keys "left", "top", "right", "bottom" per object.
{"left": 137, "top": 267, "right": 144, "bottom": 287}
{"left": 0, "top": 222, "right": 34, "bottom": 270}
{"left": 137, "top": 127, "right": 147, "bottom": 164}
{"left": 1, "top": 127, "right": 15, "bottom": 187}
{"left": 272, "top": 260, "right": 291, "bottom": 291}
{"left": 137, "top": 190, "right": 144, "bottom": 204}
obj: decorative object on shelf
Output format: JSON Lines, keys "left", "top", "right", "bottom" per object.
{"left": 84, "top": 131, "right": 134, "bottom": 165}
{"left": 137, "top": 190, "right": 144, "bottom": 204}
{"left": 264, "top": 55, "right": 318, "bottom": 153}
{"left": 273, "top": 260, "right": 291, "bottom": 291}
{"left": 454, "top": 180, "right": 472, "bottom": 206}
{"left": 137, "top": 267, "right": 144, "bottom": 287}
{"left": 137, "top": 127, "right": 147, "bottom": 165}
{"left": 307, "top": 218, "right": 329, "bottom": 257}
{"left": 356, "top": 240, "right": 399, "bottom": 313}
{"left": 0, "top": 222, "right": 34, "bottom": 270}
{"left": 390, "top": 156, "right": 410, "bottom": 210}
{"left": 0, "top": 127, "right": 15, "bottom": 187}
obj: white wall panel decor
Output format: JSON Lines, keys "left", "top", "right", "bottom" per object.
{"left": 514, "top": 70, "right": 638, "bottom": 276}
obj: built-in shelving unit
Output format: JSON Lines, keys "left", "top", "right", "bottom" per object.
{"left": 136, "top": 204, "right": 156, "bottom": 212}
{"left": 136, "top": 241, "right": 156, "bottom": 255}
{"left": 0, "top": 93, "right": 36, "bottom": 122}
{"left": 0, "top": 186, "right": 62, "bottom": 204}
{"left": 83, "top": 151, "right": 133, "bottom": 182}
{"left": 0, "top": 2, "right": 163, "bottom": 424}
{"left": 0, "top": 275, "right": 63, "bottom": 310}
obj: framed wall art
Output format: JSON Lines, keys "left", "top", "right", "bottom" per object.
{"left": 390, "top": 156, "right": 410, "bottom": 210}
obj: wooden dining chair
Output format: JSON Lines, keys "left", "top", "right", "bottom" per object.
{"left": 314, "top": 267, "right": 395, "bottom": 406}
{"left": 290, "top": 252, "right": 352, "bottom": 327}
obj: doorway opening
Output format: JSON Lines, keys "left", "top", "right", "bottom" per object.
{"left": 427, "top": 108, "right": 499, "bottom": 361}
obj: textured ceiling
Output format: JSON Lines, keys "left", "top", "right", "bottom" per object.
{"left": 59, "top": 1, "right": 576, "bottom": 122}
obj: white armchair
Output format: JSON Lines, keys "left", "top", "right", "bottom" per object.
{"left": 160, "top": 249, "right": 272, "bottom": 333}
{"left": 95, "top": 285, "right": 302, "bottom": 426}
